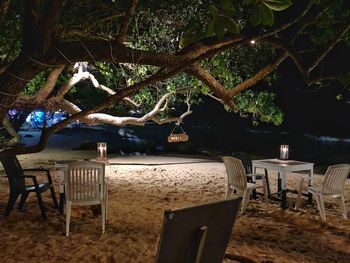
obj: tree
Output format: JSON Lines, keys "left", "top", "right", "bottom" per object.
{"left": 0, "top": 0, "right": 349, "bottom": 154}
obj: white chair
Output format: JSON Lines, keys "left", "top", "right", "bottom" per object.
{"left": 295, "top": 164, "right": 350, "bottom": 222}
{"left": 65, "top": 161, "right": 107, "bottom": 236}
{"left": 223, "top": 156, "right": 267, "bottom": 214}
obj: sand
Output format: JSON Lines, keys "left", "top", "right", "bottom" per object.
{"left": 0, "top": 150, "right": 349, "bottom": 263}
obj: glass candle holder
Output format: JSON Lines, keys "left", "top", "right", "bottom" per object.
{"left": 97, "top": 142, "right": 107, "bottom": 160}
{"left": 280, "top": 145, "right": 289, "bottom": 160}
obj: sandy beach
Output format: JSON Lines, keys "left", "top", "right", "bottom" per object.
{"left": 0, "top": 149, "right": 349, "bottom": 263}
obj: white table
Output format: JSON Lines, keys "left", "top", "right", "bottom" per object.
{"left": 252, "top": 159, "right": 314, "bottom": 209}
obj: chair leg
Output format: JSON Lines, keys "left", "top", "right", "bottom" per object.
{"left": 49, "top": 185, "right": 59, "bottom": 209}
{"left": 241, "top": 189, "right": 251, "bottom": 214}
{"left": 261, "top": 177, "right": 268, "bottom": 201}
{"left": 5, "top": 192, "right": 20, "bottom": 216}
{"left": 101, "top": 201, "right": 106, "bottom": 234}
{"left": 295, "top": 177, "right": 305, "bottom": 211}
{"left": 105, "top": 184, "right": 108, "bottom": 222}
{"left": 336, "top": 194, "right": 348, "bottom": 220}
{"left": 264, "top": 169, "right": 271, "bottom": 196}
{"left": 66, "top": 201, "right": 72, "bottom": 237}
{"left": 225, "top": 187, "right": 233, "bottom": 199}
{"left": 315, "top": 194, "right": 326, "bottom": 222}
{"left": 18, "top": 192, "right": 29, "bottom": 210}
{"left": 35, "top": 190, "right": 47, "bottom": 220}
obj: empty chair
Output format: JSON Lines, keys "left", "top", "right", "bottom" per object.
{"left": 65, "top": 161, "right": 107, "bottom": 236}
{"left": 155, "top": 198, "right": 256, "bottom": 263}
{"left": 222, "top": 156, "right": 267, "bottom": 214}
{"left": 231, "top": 152, "right": 271, "bottom": 196}
{"left": 0, "top": 150, "right": 58, "bottom": 219}
{"left": 295, "top": 164, "right": 350, "bottom": 221}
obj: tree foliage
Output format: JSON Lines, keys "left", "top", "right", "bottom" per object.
{"left": 0, "top": 0, "right": 349, "bottom": 153}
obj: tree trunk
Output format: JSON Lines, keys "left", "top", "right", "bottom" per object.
{"left": 0, "top": 55, "right": 44, "bottom": 120}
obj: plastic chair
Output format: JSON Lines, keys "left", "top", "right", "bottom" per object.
{"left": 231, "top": 152, "right": 271, "bottom": 197}
{"left": 223, "top": 156, "right": 267, "bottom": 214}
{"left": 295, "top": 164, "right": 350, "bottom": 221}
{"left": 0, "top": 150, "right": 58, "bottom": 219}
{"left": 65, "top": 161, "right": 107, "bottom": 236}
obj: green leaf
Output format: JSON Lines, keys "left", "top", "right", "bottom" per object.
{"left": 244, "top": 0, "right": 254, "bottom": 5}
{"left": 209, "top": 4, "right": 218, "bottom": 17}
{"left": 249, "top": 6, "right": 262, "bottom": 26}
{"left": 205, "top": 19, "right": 215, "bottom": 36}
{"left": 179, "top": 31, "right": 196, "bottom": 48}
{"left": 261, "top": 4, "right": 274, "bottom": 26}
{"left": 222, "top": 17, "right": 239, "bottom": 34}
{"left": 220, "top": 0, "right": 233, "bottom": 11}
{"left": 261, "top": 0, "right": 292, "bottom": 11}
{"left": 214, "top": 17, "right": 226, "bottom": 38}
{"left": 223, "top": 9, "right": 235, "bottom": 17}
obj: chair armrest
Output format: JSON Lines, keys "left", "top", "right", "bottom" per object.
{"left": 22, "top": 168, "right": 50, "bottom": 172}
{"left": 23, "top": 168, "right": 53, "bottom": 184}
{"left": 246, "top": 173, "right": 264, "bottom": 179}
{"left": 22, "top": 175, "right": 40, "bottom": 186}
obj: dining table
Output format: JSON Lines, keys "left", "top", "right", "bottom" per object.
{"left": 252, "top": 159, "right": 314, "bottom": 209}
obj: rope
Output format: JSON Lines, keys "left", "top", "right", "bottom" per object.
{"left": 170, "top": 123, "right": 185, "bottom": 135}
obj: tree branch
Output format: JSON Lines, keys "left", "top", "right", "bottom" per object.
{"left": 23, "top": 0, "right": 40, "bottom": 53}
{"left": 0, "top": 0, "right": 11, "bottom": 19}
{"left": 1, "top": 114, "right": 20, "bottom": 147}
{"left": 263, "top": 38, "right": 308, "bottom": 81}
{"left": 61, "top": 11, "right": 126, "bottom": 40}
{"left": 186, "top": 64, "right": 235, "bottom": 108}
{"left": 35, "top": 65, "right": 65, "bottom": 99}
{"left": 308, "top": 22, "right": 350, "bottom": 73}
{"left": 39, "top": 0, "right": 66, "bottom": 53}
{"left": 117, "top": 0, "right": 138, "bottom": 44}
{"left": 229, "top": 54, "right": 289, "bottom": 97}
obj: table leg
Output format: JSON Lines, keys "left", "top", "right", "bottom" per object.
{"left": 264, "top": 169, "right": 271, "bottom": 197}
{"left": 251, "top": 165, "right": 257, "bottom": 199}
{"left": 59, "top": 193, "right": 65, "bottom": 214}
{"left": 307, "top": 168, "right": 313, "bottom": 205}
{"left": 281, "top": 171, "right": 287, "bottom": 209}
{"left": 277, "top": 172, "right": 282, "bottom": 196}
{"left": 58, "top": 169, "right": 65, "bottom": 214}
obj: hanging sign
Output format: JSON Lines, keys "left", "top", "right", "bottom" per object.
{"left": 167, "top": 132, "right": 189, "bottom": 143}
{"left": 167, "top": 124, "right": 189, "bottom": 143}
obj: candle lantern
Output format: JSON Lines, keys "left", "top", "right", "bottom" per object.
{"left": 280, "top": 145, "right": 289, "bottom": 160}
{"left": 97, "top": 142, "right": 107, "bottom": 160}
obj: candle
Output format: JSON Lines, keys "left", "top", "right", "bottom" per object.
{"left": 97, "top": 142, "right": 107, "bottom": 159}
{"left": 280, "top": 145, "right": 289, "bottom": 160}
